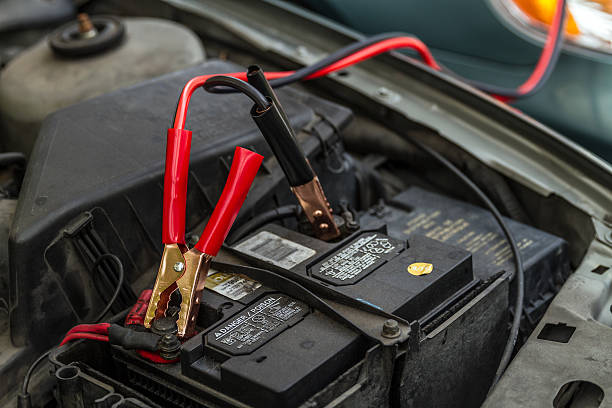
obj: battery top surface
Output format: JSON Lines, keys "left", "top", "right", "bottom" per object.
{"left": 360, "top": 186, "right": 570, "bottom": 322}
{"left": 233, "top": 224, "right": 475, "bottom": 323}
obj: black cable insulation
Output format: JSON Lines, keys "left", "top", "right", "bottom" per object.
{"left": 92, "top": 254, "right": 125, "bottom": 323}
{"left": 464, "top": 0, "right": 566, "bottom": 98}
{"left": 251, "top": 98, "right": 315, "bottom": 186}
{"left": 401, "top": 136, "right": 524, "bottom": 391}
{"left": 205, "top": 1, "right": 565, "bottom": 101}
{"left": 202, "top": 75, "right": 270, "bottom": 109}
{"left": 268, "top": 32, "right": 407, "bottom": 88}
{"left": 20, "top": 350, "right": 50, "bottom": 396}
{"left": 206, "top": 32, "right": 407, "bottom": 95}
{"left": 0, "top": 152, "right": 26, "bottom": 167}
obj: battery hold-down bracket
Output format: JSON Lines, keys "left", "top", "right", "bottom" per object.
{"left": 210, "top": 261, "right": 412, "bottom": 347}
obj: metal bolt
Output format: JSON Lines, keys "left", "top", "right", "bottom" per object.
{"left": 313, "top": 210, "right": 323, "bottom": 218}
{"left": 319, "top": 223, "right": 329, "bottom": 230}
{"left": 158, "top": 333, "right": 181, "bottom": 360}
{"left": 375, "top": 87, "right": 401, "bottom": 103}
{"left": 77, "top": 13, "right": 97, "bottom": 39}
{"left": 347, "top": 219, "right": 359, "bottom": 231}
{"left": 173, "top": 262, "right": 185, "bottom": 272}
{"left": 381, "top": 319, "right": 401, "bottom": 338}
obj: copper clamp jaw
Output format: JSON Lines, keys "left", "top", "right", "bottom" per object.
{"left": 145, "top": 141, "right": 263, "bottom": 339}
{"left": 247, "top": 67, "right": 341, "bottom": 242}
{"left": 144, "top": 244, "right": 213, "bottom": 338}
{"left": 291, "top": 176, "right": 340, "bottom": 241}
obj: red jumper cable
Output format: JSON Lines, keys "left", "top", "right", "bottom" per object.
{"left": 144, "top": 143, "right": 263, "bottom": 338}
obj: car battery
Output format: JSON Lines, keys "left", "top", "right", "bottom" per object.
{"left": 49, "top": 268, "right": 505, "bottom": 408}
{"left": 48, "top": 227, "right": 481, "bottom": 408}
{"left": 181, "top": 222, "right": 476, "bottom": 407}
{"left": 359, "top": 186, "right": 571, "bottom": 326}
{"left": 47, "top": 186, "right": 564, "bottom": 408}
{"left": 231, "top": 226, "right": 477, "bottom": 325}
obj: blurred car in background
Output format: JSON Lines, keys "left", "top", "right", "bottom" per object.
{"left": 295, "top": 0, "right": 612, "bottom": 162}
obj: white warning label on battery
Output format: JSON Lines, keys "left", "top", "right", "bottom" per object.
{"left": 311, "top": 233, "right": 403, "bottom": 285}
{"left": 233, "top": 231, "right": 316, "bottom": 269}
{"left": 205, "top": 272, "right": 261, "bottom": 301}
{"left": 207, "top": 295, "right": 308, "bottom": 355}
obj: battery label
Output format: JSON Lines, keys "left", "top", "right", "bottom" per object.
{"left": 402, "top": 209, "right": 534, "bottom": 266}
{"left": 310, "top": 233, "right": 403, "bottom": 285}
{"left": 205, "top": 272, "right": 262, "bottom": 301}
{"left": 233, "top": 230, "right": 316, "bottom": 269}
{"left": 207, "top": 295, "right": 308, "bottom": 355}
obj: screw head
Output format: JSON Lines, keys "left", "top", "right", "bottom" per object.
{"left": 296, "top": 45, "right": 309, "bottom": 58}
{"left": 377, "top": 87, "right": 390, "bottom": 97}
{"left": 381, "top": 319, "right": 401, "bottom": 338}
{"left": 319, "top": 223, "right": 329, "bottom": 230}
{"left": 173, "top": 262, "right": 185, "bottom": 272}
{"left": 313, "top": 210, "right": 323, "bottom": 218}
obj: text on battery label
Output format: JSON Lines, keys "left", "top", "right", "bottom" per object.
{"left": 209, "top": 295, "right": 308, "bottom": 354}
{"left": 233, "top": 231, "right": 316, "bottom": 269}
{"left": 205, "top": 272, "right": 262, "bottom": 301}
{"left": 403, "top": 210, "right": 534, "bottom": 266}
{"left": 319, "top": 234, "right": 396, "bottom": 281}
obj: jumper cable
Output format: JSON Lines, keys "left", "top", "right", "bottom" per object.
{"left": 144, "top": 143, "right": 262, "bottom": 338}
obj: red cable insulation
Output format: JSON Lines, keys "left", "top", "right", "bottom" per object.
{"left": 162, "top": 128, "right": 192, "bottom": 244}
{"left": 59, "top": 323, "right": 176, "bottom": 365}
{"left": 304, "top": 37, "right": 440, "bottom": 79}
{"left": 65, "top": 323, "right": 110, "bottom": 336}
{"left": 517, "top": 0, "right": 564, "bottom": 95}
{"left": 173, "top": 37, "right": 438, "bottom": 130}
{"left": 136, "top": 349, "right": 179, "bottom": 364}
{"left": 60, "top": 333, "right": 109, "bottom": 346}
{"left": 194, "top": 146, "right": 263, "bottom": 255}
{"left": 494, "top": 0, "right": 564, "bottom": 102}
{"left": 125, "top": 289, "right": 153, "bottom": 326}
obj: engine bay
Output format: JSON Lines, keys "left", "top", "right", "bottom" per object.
{"left": 2, "top": 1, "right": 611, "bottom": 407}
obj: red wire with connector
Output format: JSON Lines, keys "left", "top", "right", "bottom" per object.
{"left": 57, "top": 320, "right": 177, "bottom": 363}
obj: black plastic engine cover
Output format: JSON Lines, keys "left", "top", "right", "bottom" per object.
{"left": 8, "top": 59, "right": 358, "bottom": 352}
